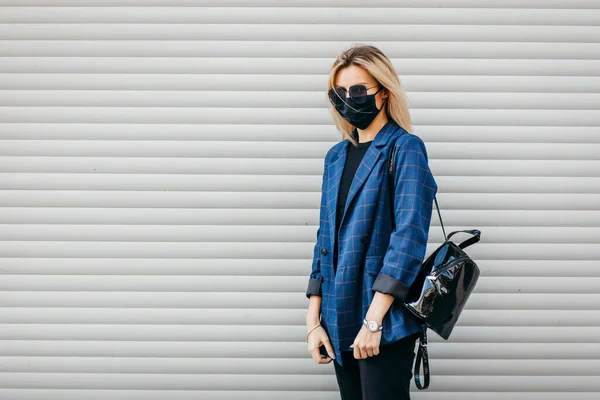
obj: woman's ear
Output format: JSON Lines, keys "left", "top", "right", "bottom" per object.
{"left": 381, "top": 87, "right": 389, "bottom": 100}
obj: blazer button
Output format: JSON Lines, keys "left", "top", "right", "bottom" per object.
{"left": 361, "top": 236, "right": 368, "bottom": 243}
{"left": 320, "top": 248, "right": 328, "bottom": 255}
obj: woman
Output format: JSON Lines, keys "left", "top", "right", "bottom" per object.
{"left": 305, "top": 44, "right": 438, "bottom": 399}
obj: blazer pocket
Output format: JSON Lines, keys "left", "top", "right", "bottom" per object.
{"left": 364, "top": 255, "right": 383, "bottom": 276}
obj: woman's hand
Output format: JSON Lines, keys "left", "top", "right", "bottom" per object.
{"left": 307, "top": 325, "right": 336, "bottom": 364}
{"left": 350, "top": 291, "right": 392, "bottom": 359}
{"left": 350, "top": 323, "right": 382, "bottom": 359}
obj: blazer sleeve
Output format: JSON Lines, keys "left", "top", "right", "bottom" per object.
{"left": 372, "top": 134, "right": 438, "bottom": 302}
{"left": 305, "top": 152, "right": 330, "bottom": 299}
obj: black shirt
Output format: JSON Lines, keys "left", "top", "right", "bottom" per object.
{"left": 334, "top": 135, "right": 374, "bottom": 273}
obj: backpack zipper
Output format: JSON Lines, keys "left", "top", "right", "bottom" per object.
{"left": 430, "top": 256, "right": 471, "bottom": 279}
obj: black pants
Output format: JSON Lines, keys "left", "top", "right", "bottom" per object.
{"left": 332, "top": 332, "right": 420, "bottom": 400}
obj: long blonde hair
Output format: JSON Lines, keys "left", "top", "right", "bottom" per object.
{"left": 327, "top": 44, "right": 413, "bottom": 146}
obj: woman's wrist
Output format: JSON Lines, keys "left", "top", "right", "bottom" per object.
{"left": 306, "top": 314, "right": 320, "bottom": 327}
{"left": 306, "top": 322, "right": 322, "bottom": 343}
{"left": 365, "top": 291, "right": 394, "bottom": 322}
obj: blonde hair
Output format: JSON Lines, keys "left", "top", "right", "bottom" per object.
{"left": 327, "top": 44, "right": 413, "bottom": 146}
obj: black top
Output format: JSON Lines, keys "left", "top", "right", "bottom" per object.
{"left": 336, "top": 140, "right": 373, "bottom": 229}
{"left": 334, "top": 134, "right": 374, "bottom": 273}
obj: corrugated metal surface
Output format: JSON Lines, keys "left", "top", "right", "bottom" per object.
{"left": 0, "top": 1, "right": 599, "bottom": 399}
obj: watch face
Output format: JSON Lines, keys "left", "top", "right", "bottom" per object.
{"left": 368, "top": 321, "right": 378, "bottom": 331}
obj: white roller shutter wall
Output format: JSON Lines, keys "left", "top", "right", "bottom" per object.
{"left": 0, "top": 1, "right": 599, "bottom": 399}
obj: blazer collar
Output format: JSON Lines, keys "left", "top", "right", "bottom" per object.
{"left": 327, "top": 119, "right": 405, "bottom": 255}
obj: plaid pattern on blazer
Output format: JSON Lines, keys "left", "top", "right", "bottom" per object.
{"left": 306, "top": 119, "right": 438, "bottom": 366}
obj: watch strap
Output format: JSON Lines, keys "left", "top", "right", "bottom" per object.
{"left": 363, "top": 318, "right": 384, "bottom": 331}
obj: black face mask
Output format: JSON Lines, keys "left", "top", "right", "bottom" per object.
{"left": 332, "top": 86, "right": 387, "bottom": 130}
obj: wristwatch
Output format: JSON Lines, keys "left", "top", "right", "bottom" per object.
{"left": 363, "top": 318, "right": 383, "bottom": 332}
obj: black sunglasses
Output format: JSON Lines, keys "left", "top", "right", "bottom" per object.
{"left": 328, "top": 84, "right": 382, "bottom": 107}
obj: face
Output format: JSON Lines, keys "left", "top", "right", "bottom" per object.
{"left": 332, "top": 65, "right": 388, "bottom": 110}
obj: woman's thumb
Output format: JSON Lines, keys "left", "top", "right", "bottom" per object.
{"left": 325, "top": 342, "right": 336, "bottom": 359}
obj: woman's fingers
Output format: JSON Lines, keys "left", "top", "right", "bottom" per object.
{"left": 323, "top": 340, "right": 336, "bottom": 360}
{"left": 366, "top": 346, "right": 375, "bottom": 358}
{"left": 307, "top": 327, "right": 322, "bottom": 361}
{"left": 308, "top": 328, "right": 335, "bottom": 364}
{"left": 351, "top": 342, "right": 379, "bottom": 359}
{"left": 314, "top": 345, "right": 330, "bottom": 364}
{"left": 308, "top": 342, "right": 323, "bottom": 363}
{"left": 351, "top": 326, "right": 382, "bottom": 359}
{"left": 318, "top": 355, "right": 333, "bottom": 364}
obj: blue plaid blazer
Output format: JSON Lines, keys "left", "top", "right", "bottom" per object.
{"left": 305, "top": 119, "right": 438, "bottom": 365}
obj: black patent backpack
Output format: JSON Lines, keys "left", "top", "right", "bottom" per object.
{"left": 388, "top": 139, "right": 482, "bottom": 390}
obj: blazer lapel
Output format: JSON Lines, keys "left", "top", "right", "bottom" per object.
{"left": 327, "top": 120, "right": 400, "bottom": 256}
{"left": 327, "top": 140, "right": 348, "bottom": 254}
{"left": 342, "top": 145, "right": 382, "bottom": 223}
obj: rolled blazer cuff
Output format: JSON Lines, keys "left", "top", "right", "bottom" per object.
{"left": 372, "top": 272, "right": 411, "bottom": 303}
{"left": 305, "top": 277, "right": 324, "bottom": 299}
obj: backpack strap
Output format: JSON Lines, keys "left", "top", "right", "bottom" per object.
{"left": 413, "top": 325, "right": 430, "bottom": 390}
{"left": 447, "top": 229, "right": 481, "bottom": 250}
{"left": 388, "top": 139, "right": 432, "bottom": 390}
